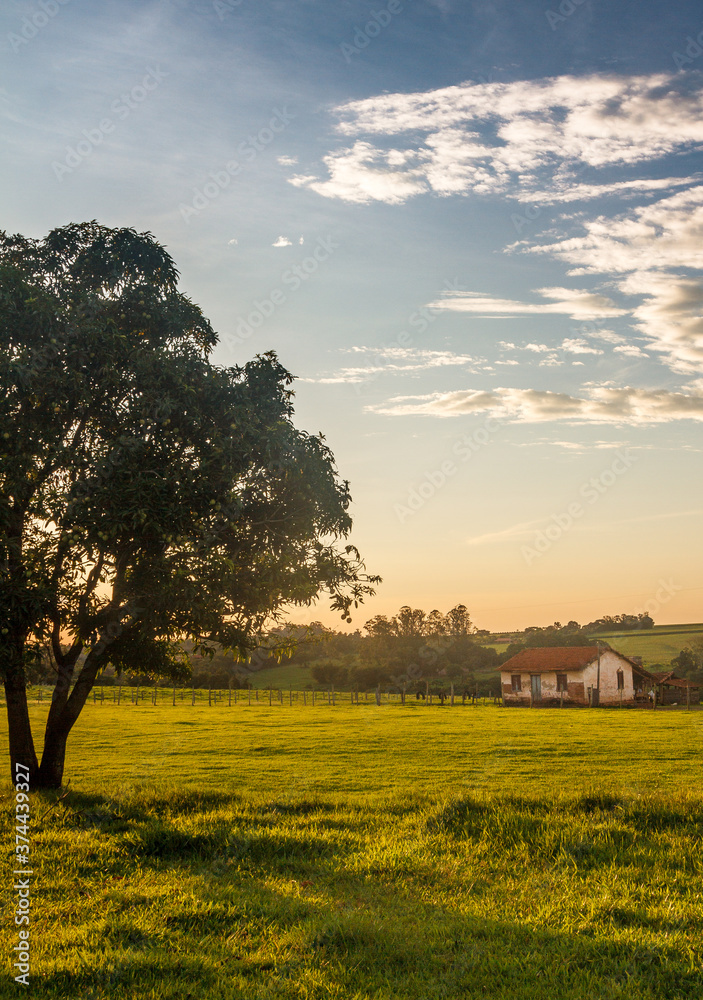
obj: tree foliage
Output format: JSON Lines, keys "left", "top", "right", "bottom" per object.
{"left": 0, "top": 222, "right": 379, "bottom": 787}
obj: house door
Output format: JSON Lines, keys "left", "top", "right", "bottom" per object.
{"left": 531, "top": 675, "right": 541, "bottom": 701}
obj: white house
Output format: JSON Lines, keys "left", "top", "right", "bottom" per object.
{"left": 499, "top": 646, "right": 651, "bottom": 707}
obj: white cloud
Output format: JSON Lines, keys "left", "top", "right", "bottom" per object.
{"left": 528, "top": 176, "right": 698, "bottom": 205}
{"left": 277, "top": 155, "right": 298, "bottom": 166}
{"left": 293, "top": 71, "right": 703, "bottom": 390}
{"left": 614, "top": 344, "right": 648, "bottom": 358}
{"left": 525, "top": 187, "right": 703, "bottom": 371}
{"left": 228, "top": 238, "right": 238, "bottom": 245}
{"left": 307, "top": 346, "right": 481, "bottom": 383}
{"left": 583, "top": 328, "right": 626, "bottom": 344}
{"left": 291, "top": 141, "right": 428, "bottom": 205}
{"left": 293, "top": 74, "right": 703, "bottom": 205}
{"left": 561, "top": 338, "right": 604, "bottom": 355}
{"left": 367, "top": 384, "right": 703, "bottom": 424}
{"left": 272, "top": 236, "right": 292, "bottom": 247}
{"left": 529, "top": 186, "right": 703, "bottom": 276}
{"left": 465, "top": 507, "right": 703, "bottom": 546}
{"left": 427, "top": 286, "right": 626, "bottom": 320}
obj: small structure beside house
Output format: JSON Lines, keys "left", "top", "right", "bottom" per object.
{"left": 649, "top": 670, "right": 700, "bottom": 706}
{"left": 499, "top": 646, "right": 654, "bottom": 707}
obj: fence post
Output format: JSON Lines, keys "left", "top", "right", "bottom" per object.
{"left": 191, "top": 684, "right": 195, "bottom": 707}
{"left": 248, "top": 687, "right": 251, "bottom": 706}
{"left": 450, "top": 683, "right": 454, "bottom": 707}
{"left": 401, "top": 683, "right": 406, "bottom": 706}
{"left": 331, "top": 684, "right": 335, "bottom": 706}
{"left": 375, "top": 684, "right": 381, "bottom": 707}
{"left": 229, "top": 679, "right": 232, "bottom": 707}
{"left": 303, "top": 689, "right": 307, "bottom": 706}
{"left": 269, "top": 687, "right": 272, "bottom": 706}
{"left": 173, "top": 684, "right": 176, "bottom": 707}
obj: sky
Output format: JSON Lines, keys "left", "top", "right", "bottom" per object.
{"left": 2, "top": 0, "right": 703, "bottom": 632}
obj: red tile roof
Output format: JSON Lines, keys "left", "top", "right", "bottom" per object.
{"left": 650, "top": 671, "right": 699, "bottom": 689}
{"left": 500, "top": 646, "right": 603, "bottom": 673}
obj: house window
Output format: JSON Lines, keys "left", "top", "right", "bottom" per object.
{"left": 556, "top": 673, "right": 568, "bottom": 692}
{"left": 617, "top": 669, "right": 624, "bottom": 690}
{"left": 511, "top": 674, "right": 522, "bottom": 693}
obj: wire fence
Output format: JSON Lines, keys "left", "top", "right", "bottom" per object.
{"left": 12, "top": 684, "right": 502, "bottom": 709}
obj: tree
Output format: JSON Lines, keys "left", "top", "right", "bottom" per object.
{"left": 310, "top": 661, "right": 348, "bottom": 687}
{"left": 445, "top": 604, "right": 473, "bottom": 636}
{"left": 0, "top": 222, "right": 379, "bottom": 788}
{"left": 394, "top": 606, "right": 426, "bottom": 637}
{"left": 671, "top": 644, "right": 703, "bottom": 682}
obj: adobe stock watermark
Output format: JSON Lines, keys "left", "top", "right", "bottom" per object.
{"left": 13, "top": 762, "right": 32, "bottom": 987}
{"left": 340, "top": 0, "right": 405, "bottom": 63}
{"left": 633, "top": 579, "right": 682, "bottom": 620}
{"left": 8, "top": 0, "right": 70, "bottom": 54}
{"left": 395, "top": 416, "right": 503, "bottom": 523}
{"left": 353, "top": 277, "right": 463, "bottom": 397}
{"left": 672, "top": 28, "right": 703, "bottom": 69}
{"left": 179, "top": 107, "right": 295, "bottom": 223}
{"left": 213, "top": 0, "right": 243, "bottom": 21}
{"left": 51, "top": 67, "right": 168, "bottom": 182}
{"left": 225, "top": 236, "right": 339, "bottom": 347}
{"left": 511, "top": 203, "right": 542, "bottom": 236}
{"left": 545, "top": 0, "right": 589, "bottom": 31}
{"left": 522, "top": 449, "right": 637, "bottom": 565}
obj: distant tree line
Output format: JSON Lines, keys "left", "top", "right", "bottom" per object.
{"left": 501, "top": 613, "right": 654, "bottom": 658}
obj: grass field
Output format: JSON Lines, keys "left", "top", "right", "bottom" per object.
{"left": 594, "top": 625, "right": 703, "bottom": 666}
{"left": 2, "top": 703, "right": 703, "bottom": 998}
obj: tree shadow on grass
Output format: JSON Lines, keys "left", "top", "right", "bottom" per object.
{"left": 30, "top": 787, "right": 703, "bottom": 999}
{"left": 37, "top": 877, "right": 703, "bottom": 1000}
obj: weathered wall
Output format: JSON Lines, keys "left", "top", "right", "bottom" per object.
{"left": 501, "top": 670, "right": 585, "bottom": 706}
{"left": 581, "top": 652, "right": 635, "bottom": 705}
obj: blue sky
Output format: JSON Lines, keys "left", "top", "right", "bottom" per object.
{"left": 3, "top": 0, "right": 703, "bottom": 630}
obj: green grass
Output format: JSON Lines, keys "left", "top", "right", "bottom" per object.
{"left": 594, "top": 625, "right": 703, "bottom": 666}
{"left": 2, "top": 703, "right": 703, "bottom": 998}
{"left": 245, "top": 660, "right": 314, "bottom": 691}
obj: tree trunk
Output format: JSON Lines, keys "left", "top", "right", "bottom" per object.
{"left": 35, "top": 647, "right": 107, "bottom": 789}
{"left": 36, "top": 721, "right": 70, "bottom": 789}
{"left": 4, "top": 665, "right": 39, "bottom": 786}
